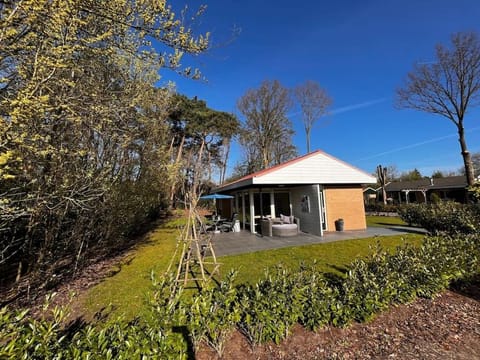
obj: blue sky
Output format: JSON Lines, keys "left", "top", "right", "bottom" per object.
{"left": 161, "top": 0, "right": 480, "bottom": 178}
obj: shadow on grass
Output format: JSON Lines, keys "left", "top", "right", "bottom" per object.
{"left": 180, "top": 263, "right": 221, "bottom": 291}
{"left": 373, "top": 225, "right": 427, "bottom": 235}
{"left": 172, "top": 326, "right": 195, "bottom": 360}
{"left": 449, "top": 273, "right": 480, "bottom": 302}
{"left": 323, "top": 264, "right": 349, "bottom": 286}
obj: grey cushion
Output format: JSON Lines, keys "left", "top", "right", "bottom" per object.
{"left": 272, "top": 223, "right": 298, "bottom": 237}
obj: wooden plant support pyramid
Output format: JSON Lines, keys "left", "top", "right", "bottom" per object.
{"left": 168, "top": 204, "right": 220, "bottom": 291}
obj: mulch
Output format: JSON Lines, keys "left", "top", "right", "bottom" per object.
{"left": 197, "top": 282, "right": 480, "bottom": 359}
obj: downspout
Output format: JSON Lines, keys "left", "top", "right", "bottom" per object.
{"left": 316, "top": 184, "right": 324, "bottom": 236}
{"left": 242, "top": 192, "right": 246, "bottom": 230}
{"left": 249, "top": 189, "right": 255, "bottom": 233}
{"left": 270, "top": 191, "right": 275, "bottom": 217}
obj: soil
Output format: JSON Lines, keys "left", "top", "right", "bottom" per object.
{"left": 197, "top": 287, "right": 480, "bottom": 360}
{"left": 8, "top": 249, "right": 480, "bottom": 359}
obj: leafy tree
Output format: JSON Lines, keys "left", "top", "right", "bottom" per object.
{"left": 431, "top": 170, "right": 445, "bottom": 179}
{"left": 397, "top": 32, "right": 480, "bottom": 186}
{"left": 237, "top": 80, "right": 297, "bottom": 173}
{"left": 294, "top": 80, "right": 332, "bottom": 153}
{"left": 399, "top": 168, "right": 424, "bottom": 181}
{"left": 0, "top": 0, "right": 209, "bottom": 293}
{"left": 166, "top": 94, "right": 239, "bottom": 206}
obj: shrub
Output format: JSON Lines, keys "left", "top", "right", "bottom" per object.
{"left": 1, "top": 233, "right": 478, "bottom": 357}
{"left": 299, "top": 264, "right": 339, "bottom": 330}
{"left": 0, "top": 294, "right": 69, "bottom": 359}
{"left": 237, "top": 265, "right": 305, "bottom": 345}
{"left": 186, "top": 271, "right": 241, "bottom": 357}
{"left": 398, "top": 202, "right": 480, "bottom": 234}
{"left": 365, "top": 203, "right": 400, "bottom": 213}
{"left": 333, "top": 233, "right": 480, "bottom": 324}
{"left": 341, "top": 252, "right": 397, "bottom": 323}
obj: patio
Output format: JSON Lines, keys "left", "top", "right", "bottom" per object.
{"left": 210, "top": 226, "right": 426, "bottom": 257}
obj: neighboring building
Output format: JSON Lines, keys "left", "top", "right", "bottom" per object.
{"left": 385, "top": 176, "right": 468, "bottom": 204}
{"left": 363, "top": 186, "right": 379, "bottom": 204}
{"left": 214, "top": 150, "right": 376, "bottom": 236}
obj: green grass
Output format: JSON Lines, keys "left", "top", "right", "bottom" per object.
{"left": 366, "top": 215, "right": 406, "bottom": 227}
{"left": 218, "top": 234, "right": 422, "bottom": 285}
{"left": 78, "top": 216, "right": 422, "bottom": 319}
{"left": 80, "top": 219, "right": 184, "bottom": 319}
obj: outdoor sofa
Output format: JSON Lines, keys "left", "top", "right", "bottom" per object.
{"left": 261, "top": 215, "right": 300, "bottom": 237}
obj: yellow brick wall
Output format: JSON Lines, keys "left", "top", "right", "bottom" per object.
{"left": 324, "top": 186, "right": 367, "bottom": 231}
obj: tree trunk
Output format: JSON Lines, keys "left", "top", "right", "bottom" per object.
{"left": 220, "top": 137, "right": 231, "bottom": 184}
{"left": 169, "top": 135, "right": 185, "bottom": 210}
{"left": 458, "top": 127, "right": 475, "bottom": 186}
{"left": 306, "top": 127, "right": 311, "bottom": 154}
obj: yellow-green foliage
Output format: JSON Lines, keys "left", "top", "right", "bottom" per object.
{"left": 0, "top": 0, "right": 209, "bottom": 291}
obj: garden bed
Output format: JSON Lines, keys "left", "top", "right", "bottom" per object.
{"left": 197, "top": 283, "right": 480, "bottom": 359}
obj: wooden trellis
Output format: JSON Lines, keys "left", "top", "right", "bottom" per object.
{"left": 167, "top": 205, "right": 220, "bottom": 293}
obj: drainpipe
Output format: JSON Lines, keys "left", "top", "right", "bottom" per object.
{"left": 270, "top": 191, "right": 275, "bottom": 217}
{"left": 249, "top": 190, "right": 255, "bottom": 233}
{"left": 316, "top": 184, "right": 324, "bottom": 237}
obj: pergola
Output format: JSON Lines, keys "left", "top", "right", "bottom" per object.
{"left": 401, "top": 188, "right": 428, "bottom": 204}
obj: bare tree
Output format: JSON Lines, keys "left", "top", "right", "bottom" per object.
{"left": 294, "top": 80, "right": 332, "bottom": 153}
{"left": 237, "top": 80, "right": 296, "bottom": 171}
{"left": 470, "top": 152, "right": 480, "bottom": 177}
{"left": 377, "top": 165, "right": 388, "bottom": 205}
{"left": 397, "top": 32, "right": 480, "bottom": 186}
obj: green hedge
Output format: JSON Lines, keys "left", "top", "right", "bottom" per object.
{"left": 365, "top": 203, "right": 400, "bottom": 213}
{"left": 2, "top": 234, "right": 479, "bottom": 358}
{"left": 398, "top": 202, "right": 480, "bottom": 234}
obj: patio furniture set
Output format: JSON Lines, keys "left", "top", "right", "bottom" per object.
{"left": 205, "top": 213, "right": 239, "bottom": 233}
{"left": 261, "top": 215, "right": 300, "bottom": 237}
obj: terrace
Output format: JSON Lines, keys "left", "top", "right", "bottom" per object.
{"left": 210, "top": 226, "right": 424, "bottom": 256}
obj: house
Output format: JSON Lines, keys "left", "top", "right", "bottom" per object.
{"left": 363, "top": 186, "right": 379, "bottom": 204}
{"left": 385, "top": 175, "right": 468, "bottom": 204}
{"left": 214, "top": 150, "right": 376, "bottom": 236}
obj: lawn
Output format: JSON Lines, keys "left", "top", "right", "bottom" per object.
{"left": 366, "top": 215, "right": 406, "bottom": 227}
{"left": 79, "top": 216, "right": 422, "bottom": 319}
{"left": 219, "top": 234, "right": 421, "bottom": 285}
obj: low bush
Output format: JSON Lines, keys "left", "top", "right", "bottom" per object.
{"left": 237, "top": 265, "right": 305, "bottom": 345}
{"left": 398, "top": 202, "right": 480, "bottom": 234}
{"left": 299, "top": 264, "right": 339, "bottom": 330}
{"left": 0, "top": 294, "right": 188, "bottom": 359}
{"left": 365, "top": 203, "right": 400, "bottom": 213}
{"left": 186, "top": 271, "right": 241, "bottom": 357}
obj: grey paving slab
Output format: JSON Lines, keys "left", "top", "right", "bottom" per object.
{"left": 210, "top": 226, "right": 426, "bottom": 257}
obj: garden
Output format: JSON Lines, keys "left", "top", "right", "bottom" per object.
{"left": 1, "top": 204, "right": 479, "bottom": 359}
